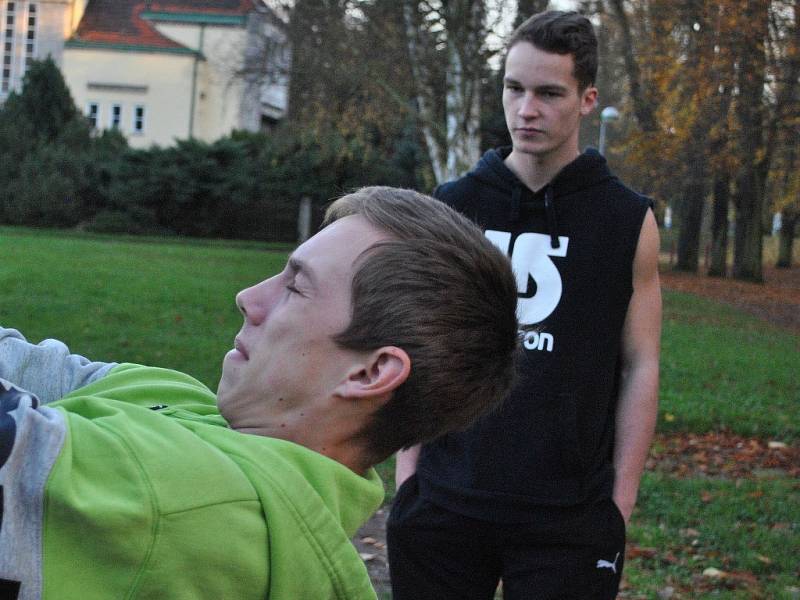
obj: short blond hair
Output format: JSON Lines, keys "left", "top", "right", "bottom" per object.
{"left": 324, "top": 186, "right": 519, "bottom": 464}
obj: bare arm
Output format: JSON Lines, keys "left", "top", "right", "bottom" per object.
{"left": 612, "top": 209, "right": 661, "bottom": 524}
{"left": 395, "top": 444, "right": 421, "bottom": 488}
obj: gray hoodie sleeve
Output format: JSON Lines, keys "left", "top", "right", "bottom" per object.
{"left": 0, "top": 326, "right": 117, "bottom": 404}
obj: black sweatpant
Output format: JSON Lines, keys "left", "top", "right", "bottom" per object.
{"left": 387, "top": 475, "right": 625, "bottom": 600}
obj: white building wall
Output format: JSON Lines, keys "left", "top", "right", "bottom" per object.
{"left": 153, "top": 22, "right": 250, "bottom": 141}
{"left": 63, "top": 47, "right": 195, "bottom": 148}
{"left": 1, "top": 0, "right": 77, "bottom": 99}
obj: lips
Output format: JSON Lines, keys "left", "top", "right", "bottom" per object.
{"left": 515, "top": 127, "right": 544, "bottom": 135}
{"left": 234, "top": 337, "right": 249, "bottom": 360}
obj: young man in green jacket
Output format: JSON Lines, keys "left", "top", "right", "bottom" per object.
{"left": 0, "top": 186, "right": 519, "bottom": 600}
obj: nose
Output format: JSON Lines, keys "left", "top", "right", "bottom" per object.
{"left": 235, "top": 278, "right": 275, "bottom": 326}
{"left": 518, "top": 92, "right": 539, "bottom": 118}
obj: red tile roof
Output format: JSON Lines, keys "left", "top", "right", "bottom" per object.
{"left": 147, "top": 1, "right": 257, "bottom": 15}
{"left": 73, "top": 1, "right": 260, "bottom": 50}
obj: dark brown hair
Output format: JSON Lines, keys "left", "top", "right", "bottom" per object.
{"left": 508, "top": 10, "right": 598, "bottom": 91}
{"left": 324, "top": 187, "right": 519, "bottom": 464}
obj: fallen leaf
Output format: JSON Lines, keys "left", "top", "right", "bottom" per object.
{"left": 702, "top": 567, "right": 726, "bottom": 578}
{"left": 662, "top": 552, "right": 680, "bottom": 565}
{"left": 768, "top": 441, "right": 787, "bottom": 449}
{"left": 700, "top": 490, "right": 714, "bottom": 503}
{"left": 681, "top": 528, "right": 701, "bottom": 537}
{"left": 727, "top": 570, "right": 758, "bottom": 585}
{"left": 665, "top": 413, "right": 675, "bottom": 422}
{"left": 360, "top": 536, "right": 377, "bottom": 545}
{"left": 627, "top": 546, "right": 658, "bottom": 559}
{"left": 359, "top": 552, "right": 376, "bottom": 562}
{"left": 755, "top": 554, "right": 772, "bottom": 565}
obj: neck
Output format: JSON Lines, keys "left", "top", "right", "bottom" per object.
{"left": 505, "top": 147, "right": 580, "bottom": 192}
{"left": 233, "top": 412, "right": 373, "bottom": 476}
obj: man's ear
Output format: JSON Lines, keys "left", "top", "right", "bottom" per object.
{"left": 335, "top": 347, "right": 411, "bottom": 399}
{"left": 580, "top": 86, "right": 598, "bottom": 116}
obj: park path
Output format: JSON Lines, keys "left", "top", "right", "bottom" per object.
{"left": 353, "top": 265, "right": 800, "bottom": 597}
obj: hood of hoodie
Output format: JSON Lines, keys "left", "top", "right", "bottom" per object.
{"left": 464, "top": 147, "right": 616, "bottom": 249}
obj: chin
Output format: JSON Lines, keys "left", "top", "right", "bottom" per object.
{"left": 215, "top": 376, "right": 232, "bottom": 410}
{"left": 215, "top": 393, "right": 235, "bottom": 427}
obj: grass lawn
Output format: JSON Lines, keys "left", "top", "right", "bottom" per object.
{"left": 626, "top": 475, "right": 799, "bottom": 598}
{"left": 1, "top": 227, "right": 797, "bottom": 597}
{"left": 659, "top": 289, "right": 799, "bottom": 441}
{"left": 0, "top": 227, "right": 288, "bottom": 388}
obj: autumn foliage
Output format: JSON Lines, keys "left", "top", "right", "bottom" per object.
{"left": 602, "top": 0, "right": 799, "bottom": 280}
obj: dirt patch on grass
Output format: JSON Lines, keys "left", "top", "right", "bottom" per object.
{"left": 659, "top": 265, "right": 800, "bottom": 335}
{"left": 647, "top": 432, "right": 800, "bottom": 479}
{"left": 353, "top": 507, "right": 391, "bottom": 596}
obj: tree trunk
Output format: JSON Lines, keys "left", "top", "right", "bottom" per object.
{"left": 732, "top": 0, "right": 768, "bottom": 282}
{"left": 607, "top": 0, "right": 658, "bottom": 133}
{"left": 674, "top": 5, "right": 715, "bottom": 274}
{"left": 403, "top": 0, "right": 486, "bottom": 185}
{"left": 776, "top": 209, "right": 797, "bottom": 268}
{"left": 732, "top": 170, "right": 765, "bottom": 282}
{"left": 402, "top": 0, "right": 447, "bottom": 183}
{"left": 675, "top": 158, "right": 706, "bottom": 272}
{"left": 708, "top": 174, "right": 730, "bottom": 277}
{"left": 760, "top": 0, "right": 800, "bottom": 198}
{"left": 444, "top": 0, "right": 483, "bottom": 180}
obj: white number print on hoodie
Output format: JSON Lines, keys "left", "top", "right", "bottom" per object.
{"left": 486, "top": 230, "right": 568, "bottom": 352}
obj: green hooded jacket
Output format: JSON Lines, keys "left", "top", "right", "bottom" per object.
{"left": 41, "top": 363, "right": 384, "bottom": 599}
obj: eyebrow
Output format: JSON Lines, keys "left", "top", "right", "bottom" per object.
{"left": 504, "top": 76, "right": 569, "bottom": 93}
{"left": 287, "top": 256, "right": 317, "bottom": 288}
{"left": 536, "top": 84, "right": 569, "bottom": 93}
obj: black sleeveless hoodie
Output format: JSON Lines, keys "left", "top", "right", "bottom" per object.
{"left": 417, "top": 147, "right": 651, "bottom": 521}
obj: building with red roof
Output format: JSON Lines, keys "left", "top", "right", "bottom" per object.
{"left": 59, "top": 0, "right": 287, "bottom": 147}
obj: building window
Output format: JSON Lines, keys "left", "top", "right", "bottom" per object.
{"left": 133, "top": 105, "right": 145, "bottom": 134}
{"left": 1, "top": 1, "right": 14, "bottom": 93}
{"left": 111, "top": 104, "right": 122, "bottom": 129}
{"left": 25, "top": 3, "right": 35, "bottom": 64}
{"left": 87, "top": 102, "right": 99, "bottom": 129}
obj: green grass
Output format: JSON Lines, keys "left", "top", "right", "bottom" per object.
{"left": 0, "top": 227, "right": 288, "bottom": 388}
{"left": 2, "top": 227, "right": 798, "bottom": 596}
{"left": 626, "top": 474, "right": 800, "bottom": 598}
{"left": 659, "top": 290, "right": 799, "bottom": 441}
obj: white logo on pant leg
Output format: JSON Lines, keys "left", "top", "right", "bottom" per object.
{"left": 596, "top": 552, "right": 620, "bottom": 574}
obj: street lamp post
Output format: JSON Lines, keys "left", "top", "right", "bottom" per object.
{"left": 598, "top": 106, "right": 620, "bottom": 155}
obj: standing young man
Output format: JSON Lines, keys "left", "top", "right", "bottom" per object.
{"left": 388, "top": 11, "right": 661, "bottom": 599}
